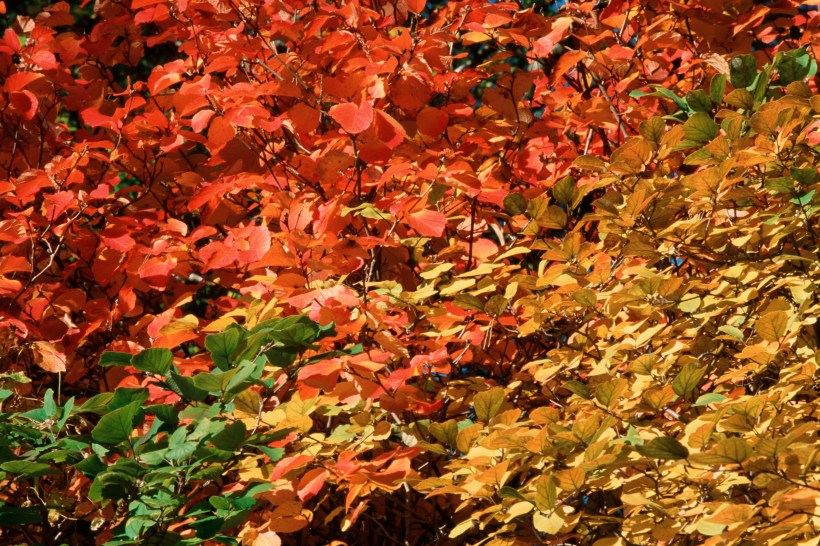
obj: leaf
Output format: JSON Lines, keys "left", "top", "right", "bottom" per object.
{"left": 551, "top": 176, "right": 575, "bottom": 206}
{"left": 572, "top": 288, "right": 596, "bottom": 307}
{"left": 91, "top": 400, "right": 142, "bottom": 445}
{"left": 297, "top": 468, "right": 329, "bottom": 502}
{"left": 756, "top": 311, "right": 789, "bottom": 342}
{"left": 407, "top": 209, "right": 447, "bottom": 237}
{"left": 724, "top": 88, "right": 754, "bottom": 109}
{"left": 131, "top": 348, "right": 173, "bottom": 376}
{"left": 693, "top": 393, "right": 727, "bottom": 407}
{"left": 503, "top": 192, "right": 527, "bottom": 215}
{"left": 205, "top": 327, "right": 246, "bottom": 371}
{"left": 473, "top": 387, "right": 505, "bottom": 422}
{"left": 637, "top": 436, "right": 689, "bottom": 460}
{"left": 730, "top": 54, "right": 757, "bottom": 88}
{"left": 678, "top": 294, "right": 701, "bottom": 313}
{"left": 417, "top": 107, "right": 448, "bottom": 137}
{"left": 595, "top": 378, "right": 627, "bottom": 407}
{"left": 30, "top": 341, "right": 66, "bottom": 373}
{"left": 682, "top": 113, "right": 718, "bottom": 143}
{"left": 572, "top": 155, "right": 607, "bottom": 172}
{"left": 498, "top": 486, "right": 529, "bottom": 501}
{"left": 406, "top": 0, "right": 426, "bottom": 14}
{"left": 638, "top": 116, "right": 665, "bottom": 144}
{"left": 99, "top": 352, "right": 133, "bottom": 367}
{"left": 671, "top": 363, "right": 706, "bottom": 397}
{"left": 778, "top": 48, "right": 811, "bottom": 85}
{"left": 696, "top": 520, "right": 727, "bottom": 537}
{"left": 709, "top": 73, "right": 726, "bottom": 103}
{"left": 329, "top": 100, "right": 373, "bottom": 134}
{"left": 534, "top": 475, "right": 557, "bottom": 512}
{"left": 685, "top": 90, "right": 712, "bottom": 113}
{"left": 0, "top": 460, "right": 56, "bottom": 479}
{"left": 533, "top": 511, "right": 564, "bottom": 534}
{"left": 563, "top": 380, "right": 590, "bottom": 399}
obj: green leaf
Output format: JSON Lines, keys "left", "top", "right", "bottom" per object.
{"left": 76, "top": 393, "right": 115, "bottom": 415}
{"left": 108, "top": 388, "right": 149, "bottom": 411}
{"left": 165, "top": 372, "right": 209, "bottom": 402}
{"left": 648, "top": 85, "right": 690, "bottom": 112}
{"left": 563, "top": 380, "right": 590, "bottom": 399}
{"left": 502, "top": 192, "right": 527, "bottom": 215}
{"left": 473, "top": 387, "right": 505, "bottom": 422}
{"left": 91, "top": 400, "right": 142, "bottom": 445}
{"left": 685, "top": 90, "right": 712, "bottom": 113}
{"left": 693, "top": 393, "right": 727, "bottom": 407}
{"left": 99, "top": 351, "right": 133, "bottom": 367}
{"left": 730, "top": 54, "right": 757, "bottom": 88}
{"left": 709, "top": 74, "right": 726, "bottom": 104}
{"left": 257, "top": 446, "right": 285, "bottom": 462}
{"left": 88, "top": 470, "right": 137, "bottom": 503}
{"left": 718, "top": 325, "right": 745, "bottom": 341}
{"left": 790, "top": 189, "right": 815, "bottom": 206}
{"left": 551, "top": 176, "right": 575, "bottom": 206}
{"left": 778, "top": 48, "right": 810, "bottom": 85}
{"left": 192, "top": 370, "right": 233, "bottom": 393}
{"left": 696, "top": 520, "right": 727, "bottom": 536}
{"left": 671, "top": 363, "right": 706, "bottom": 397}
{"left": 132, "top": 348, "right": 173, "bottom": 376}
{"left": 453, "top": 293, "right": 484, "bottom": 311}
{"left": 765, "top": 177, "right": 794, "bottom": 194}
{"left": 0, "top": 460, "right": 56, "bottom": 479}
{"left": 0, "top": 506, "right": 43, "bottom": 525}
{"left": 637, "top": 436, "right": 689, "bottom": 460}
{"left": 790, "top": 167, "right": 819, "bottom": 186}
{"left": 498, "top": 486, "right": 530, "bottom": 502}
{"left": 205, "top": 327, "right": 246, "bottom": 371}
{"left": 211, "top": 421, "right": 246, "bottom": 452}
{"left": 682, "top": 113, "right": 719, "bottom": 143}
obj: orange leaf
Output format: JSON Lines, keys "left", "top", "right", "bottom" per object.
{"left": 407, "top": 209, "right": 446, "bottom": 237}
{"left": 31, "top": 341, "right": 67, "bottom": 373}
{"left": 417, "top": 107, "right": 448, "bottom": 137}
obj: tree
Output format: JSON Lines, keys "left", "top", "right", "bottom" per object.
{"left": 0, "top": 0, "right": 818, "bottom": 544}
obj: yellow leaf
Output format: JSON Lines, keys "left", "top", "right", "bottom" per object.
{"left": 448, "top": 518, "right": 475, "bottom": 538}
{"left": 439, "top": 278, "right": 475, "bottom": 296}
{"left": 456, "top": 423, "right": 483, "bottom": 453}
{"left": 473, "top": 386, "right": 506, "bottom": 422}
{"left": 533, "top": 511, "right": 564, "bottom": 534}
{"left": 756, "top": 310, "right": 789, "bottom": 342}
{"left": 555, "top": 467, "right": 586, "bottom": 491}
{"left": 534, "top": 474, "right": 557, "bottom": 512}
{"left": 419, "top": 262, "right": 455, "bottom": 280}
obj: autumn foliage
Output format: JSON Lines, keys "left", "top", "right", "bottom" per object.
{"left": 0, "top": 0, "right": 819, "bottom": 544}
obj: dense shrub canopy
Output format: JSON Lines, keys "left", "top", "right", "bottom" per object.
{"left": 0, "top": 0, "right": 818, "bottom": 544}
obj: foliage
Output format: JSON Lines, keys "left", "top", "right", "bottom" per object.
{"left": 0, "top": 0, "right": 818, "bottom": 544}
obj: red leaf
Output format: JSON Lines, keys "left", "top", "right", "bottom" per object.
{"left": 190, "top": 109, "right": 215, "bottom": 133}
{"left": 374, "top": 109, "right": 406, "bottom": 149}
{"left": 407, "top": 209, "right": 447, "bottom": 237}
{"left": 297, "top": 468, "right": 329, "bottom": 502}
{"left": 138, "top": 255, "right": 178, "bottom": 289}
{"left": 9, "top": 90, "right": 38, "bottom": 120}
{"left": 329, "top": 100, "right": 373, "bottom": 134}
